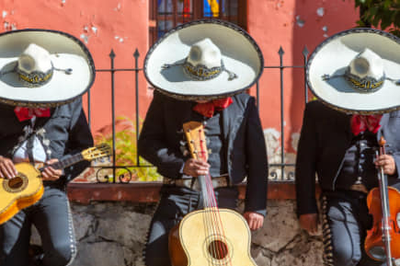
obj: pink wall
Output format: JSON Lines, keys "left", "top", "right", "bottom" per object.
{"left": 248, "top": 0, "right": 359, "bottom": 152}
{"left": 0, "top": 0, "right": 150, "bottom": 135}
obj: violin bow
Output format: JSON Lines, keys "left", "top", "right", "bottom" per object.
{"left": 376, "top": 136, "right": 395, "bottom": 266}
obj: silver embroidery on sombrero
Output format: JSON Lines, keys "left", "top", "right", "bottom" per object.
{"left": 344, "top": 68, "right": 385, "bottom": 92}
{"left": 16, "top": 63, "right": 73, "bottom": 87}
{"left": 321, "top": 195, "right": 334, "bottom": 266}
{"left": 0, "top": 63, "right": 73, "bottom": 88}
{"left": 322, "top": 71, "right": 400, "bottom": 93}
{"left": 162, "top": 59, "right": 238, "bottom": 81}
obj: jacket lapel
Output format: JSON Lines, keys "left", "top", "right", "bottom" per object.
{"left": 377, "top": 112, "right": 389, "bottom": 141}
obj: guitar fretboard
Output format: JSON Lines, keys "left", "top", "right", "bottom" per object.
{"left": 38, "top": 153, "right": 84, "bottom": 172}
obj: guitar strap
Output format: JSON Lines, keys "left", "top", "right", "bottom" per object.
{"left": 26, "top": 134, "right": 35, "bottom": 165}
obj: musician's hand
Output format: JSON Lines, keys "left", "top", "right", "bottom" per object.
{"left": 375, "top": 154, "right": 396, "bottom": 175}
{"left": 299, "top": 213, "right": 319, "bottom": 235}
{"left": 183, "top": 158, "right": 210, "bottom": 177}
{"left": 41, "top": 159, "right": 62, "bottom": 181}
{"left": 243, "top": 212, "right": 264, "bottom": 231}
{"left": 0, "top": 156, "right": 17, "bottom": 179}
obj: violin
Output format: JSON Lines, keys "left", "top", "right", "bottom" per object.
{"left": 365, "top": 137, "right": 400, "bottom": 265}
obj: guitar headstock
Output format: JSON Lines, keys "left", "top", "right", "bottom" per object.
{"left": 81, "top": 144, "right": 111, "bottom": 161}
{"left": 183, "top": 121, "right": 208, "bottom": 162}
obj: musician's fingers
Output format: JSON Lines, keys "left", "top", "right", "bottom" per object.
{"left": 41, "top": 167, "right": 62, "bottom": 180}
{"left": 252, "top": 217, "right": 264, "bottom": 230}
{"left": 0, "top": 156, "right": 18, "bottom": 177}
{"left": 383, "top": 165, "right": 396, "bottom": 175}
{"left": 376, "top": 155, "right": 396, "bottom": 175}
{"left": 193, "top": 159, "right": 210, "bottom": 167}
{"left": 0, "top": 162, "right": 17, "bottom": 179}
{"left": 183, "top": 159, "right": 210, "bottom": 177}
{"left": 244, "top": 212, "right": 264, "bottom": 231}
{"left": 45, "top": 158, "right": 59, "bottom": 165}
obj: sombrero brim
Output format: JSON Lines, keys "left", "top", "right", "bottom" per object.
{"left": 144, "top": 19, "right": 263, "bottom": 100}
{"left": 0, "top": 29, "right": 95, "bottom": 107}
{"left": 307, "top": 28, "right": 400, "bottom": 114}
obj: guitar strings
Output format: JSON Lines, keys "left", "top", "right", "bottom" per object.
{"left": 198, "top": 129, "right": 232, "bottom": 266}
{"left": 198, "top": 133, "right": 218, "bottom": 265}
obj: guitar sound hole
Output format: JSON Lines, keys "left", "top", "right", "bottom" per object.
{"left": 208, "top": 240, "right": 228, "bottom": 260}
{"left": 8, "top": 177, "right": 24, "bottom": 189}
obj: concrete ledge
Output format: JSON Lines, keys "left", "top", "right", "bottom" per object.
{"left": 67, "top": 182, "right": 311, "bottom": 204}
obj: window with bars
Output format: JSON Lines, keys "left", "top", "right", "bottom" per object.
{"left": 149, "top": 0, "right": 247, "bottom": 45}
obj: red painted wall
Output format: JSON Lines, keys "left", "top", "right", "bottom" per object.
{"left": 0, "top": 0, "right": 150, "bottom": 136}
{"left": 0, "top": 0, "right": 359, "bottom": 153}
{"left": 248, "top": 0, "right": 359, "bottom": 153}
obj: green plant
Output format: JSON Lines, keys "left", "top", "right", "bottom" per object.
{"left": 94, "top": 116, "right": 161, "bottom": 182}
{"left": 352, "top": 0, "right": 400, "bottom": 36}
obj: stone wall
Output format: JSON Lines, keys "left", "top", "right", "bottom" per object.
{"left": 31, "top": 199, "right": 324, "bottom": 266}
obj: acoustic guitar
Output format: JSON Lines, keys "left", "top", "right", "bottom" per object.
{"left": 0, "top": 144, "right": 111, "bottom": 225}
{"left": 169, "top": 121, "right": 256, "bottom": 266}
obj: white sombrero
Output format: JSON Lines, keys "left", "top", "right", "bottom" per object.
{"left": 0, "top": 29, "right": 95, "bottom": 107}
{"left": 144, "top": 19, "right": 264, "bottom": 101}
{"left": 307, "top": 28, "right": 400, "bottom": 114}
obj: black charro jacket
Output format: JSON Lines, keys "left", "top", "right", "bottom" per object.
{"left": 295, "top": 100, "right": 400, "bottom": 216}
{"left": 0, "top": 99, "right": 93, "bottom": 188}
{"left": 138, "top": 90, "right": 268, "bottom": 216}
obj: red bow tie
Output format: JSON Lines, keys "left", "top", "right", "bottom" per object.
{"left": 14, "top": 107, "right": 51, "bottom": 122}
{"left": 351, "top": 114, "right": 382, "bottom": 136}
{"left": 193, "top": 97, "right": 233, "bottom": 118}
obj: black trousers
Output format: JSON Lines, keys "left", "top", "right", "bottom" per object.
{"left": 0, "top": 186, "right": 76, "bottom": 266}
{"left": 322, "top": 190, "right": 385, "bottom": 266}
{"left": 144, "top": 184, "right": 239, "bottom": 266}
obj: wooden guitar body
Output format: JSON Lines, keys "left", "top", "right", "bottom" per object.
{"left": 0, "top": 144, "right": 110, "bottom": 225}
{"left": 169, "top": 207, "right": 256, "bottom": 266}
{"left": 0, "top": 163, "right": 44, "bottom": 224}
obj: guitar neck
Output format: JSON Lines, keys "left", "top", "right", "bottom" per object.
{"left": 198, "top": 175, "right": 218, "bottom": 208}
{"left": 39, "top": 153, "right": 84, "bottom": 171}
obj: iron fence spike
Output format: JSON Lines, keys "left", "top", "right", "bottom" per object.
{"left": 134, "top": 49, "right": 139, "bottom": 58}
{"left": 302, "top": 46, "right": 309, "bottom": 57}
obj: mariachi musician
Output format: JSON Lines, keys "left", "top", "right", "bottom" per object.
{"left": 296, "top": 28, "right": 400, "bottom": 266}
{"left": 138, "top": 20, "right": 268, "bottom": 266}
{"left": 0, "top": 30, "right": 94, "bottom": 266}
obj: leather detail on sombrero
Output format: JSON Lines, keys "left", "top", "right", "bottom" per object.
{"left": 144, "top": 19, "right": 263, "bottom": 101}
{"left": 307, "top": 28, "right": 400, "bottom": 114}
{"left": 0, "top": 29, "right": 95, "bottom": 108}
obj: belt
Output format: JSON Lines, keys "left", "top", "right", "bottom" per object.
{"left": 163, "top": 176, "right": 229, "bottom": 191}
{"left": 349, "top": 183, "right": 368, "bottom": 194}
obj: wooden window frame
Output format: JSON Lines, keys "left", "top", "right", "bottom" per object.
{"left": 149, "top": 0, "right": 247, "bottom": 45}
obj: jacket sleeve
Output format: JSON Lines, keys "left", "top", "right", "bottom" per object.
{"left": 138, "top": 91, "right": 185, "bottom": 179}
{"left": 244, "top": 97, "right": 268, "bottom": 216}
{"left": 295, "top": 102, "right": 319, "bottom": 217}
{"left": 387, "top": 111, "right": 400, "bottom": 182}
{"left": 62, "top": 99, "right": 94, "bottom": 182}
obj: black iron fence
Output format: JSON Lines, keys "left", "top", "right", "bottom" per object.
{"left": 87, "top": 46, "right": 311, "bottom": 183}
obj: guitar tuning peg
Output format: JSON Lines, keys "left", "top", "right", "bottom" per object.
{"left": 180, "top": 140, "right": 187, "bottom": 146}
{"left": 177, "top": 129, "right": 184, "bottom": 134}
